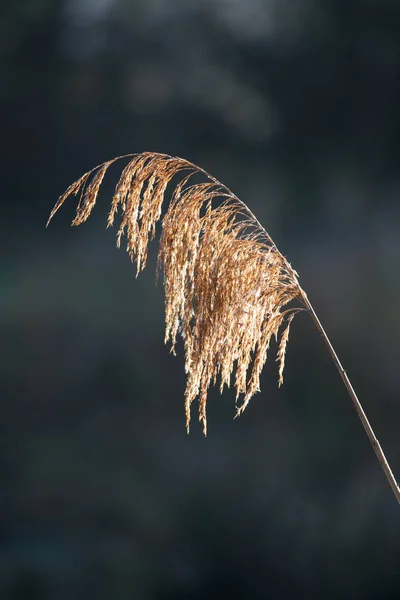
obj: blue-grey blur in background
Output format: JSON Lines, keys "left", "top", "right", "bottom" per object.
{"left": 2, "top": 1, "right": 400, "bottom": 598}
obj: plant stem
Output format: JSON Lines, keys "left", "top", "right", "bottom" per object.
{"left": 302, "top": 293, "right": 400, "bottom": 505}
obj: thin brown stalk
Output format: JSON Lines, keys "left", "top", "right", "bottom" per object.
{"left": 48, "top": 151, "right": 400, "bottom": 504}
{"left": 301, "top": 294, "right": 400, "bottom": 504}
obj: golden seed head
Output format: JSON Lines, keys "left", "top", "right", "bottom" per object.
{"left": 48, "top": 152, "right": 306, "bottom": 434}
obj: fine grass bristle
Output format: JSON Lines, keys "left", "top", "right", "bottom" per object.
{"left": 47, "top": 152, "right": 307, "bottom": 434}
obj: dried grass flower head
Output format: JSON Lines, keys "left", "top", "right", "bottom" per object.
{"left": 48, "top": 151, "right": 400, "bottom": 503}
{"left": 48, "top": 152, "right": 308, "bottom": 434}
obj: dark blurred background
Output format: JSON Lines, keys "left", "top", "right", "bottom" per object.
{"left": 2, "top": 0, "right": 400, "bottom": 598}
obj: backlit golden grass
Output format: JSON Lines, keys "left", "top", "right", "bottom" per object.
{"left": 48, "top": 151, "right": 400, "bottom": 503}
{"left": 47, "top": 152, "right": 307, "bottom": 435}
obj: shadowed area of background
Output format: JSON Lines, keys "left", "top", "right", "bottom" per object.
{"left": 1, "top": 1, "right": 400, "bottom": 598}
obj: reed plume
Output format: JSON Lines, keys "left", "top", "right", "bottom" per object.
{"left": 48, "top": 151, "right": 400, "bottom": 504}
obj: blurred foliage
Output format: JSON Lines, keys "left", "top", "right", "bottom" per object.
{"left": 1, "top": 0, "right": 400, "bottom": 598}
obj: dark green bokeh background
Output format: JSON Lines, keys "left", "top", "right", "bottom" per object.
{"left": 2, "top": 1, "right": 400, "bottom": 598}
